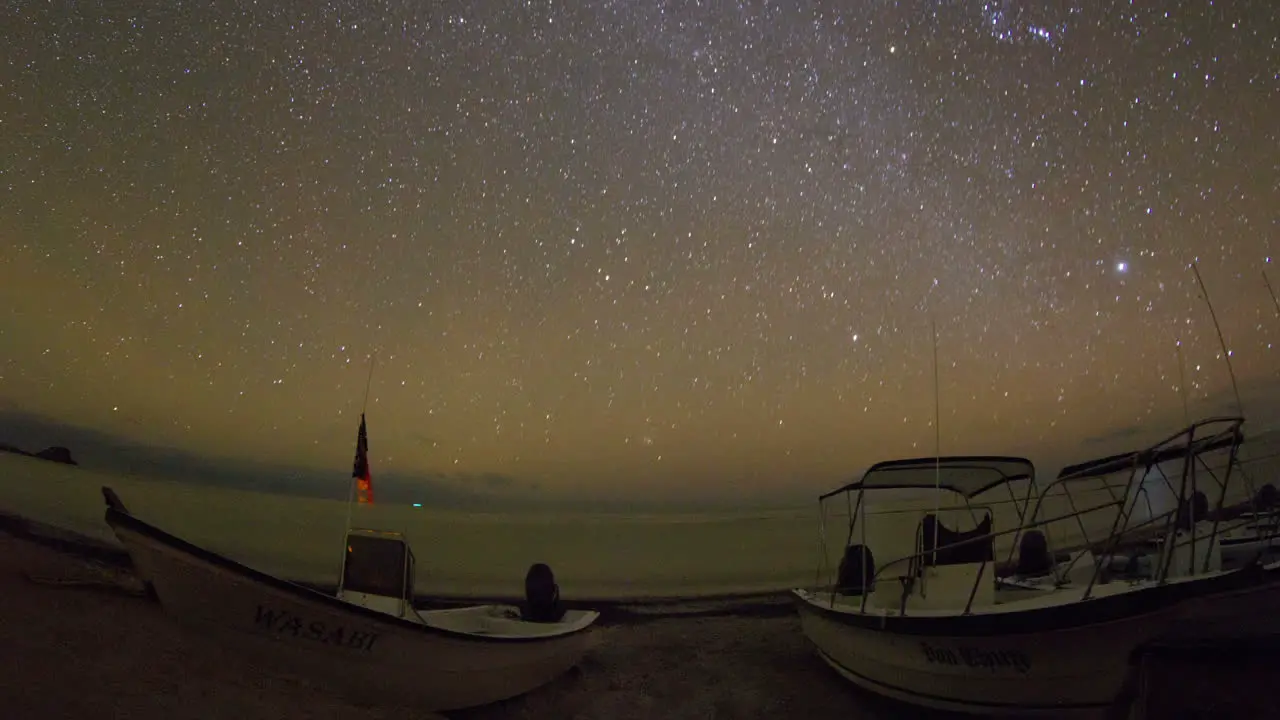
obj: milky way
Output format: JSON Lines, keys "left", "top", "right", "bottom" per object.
{"left": 1, "top": 1, "right": 1276, "bottom": 502}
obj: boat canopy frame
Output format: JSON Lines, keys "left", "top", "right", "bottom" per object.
{"left": 814, "top": 455, "right": 1041, "bottom": 596}
{"left": 812, "top": 416, "right": 1255, "bottom": 616}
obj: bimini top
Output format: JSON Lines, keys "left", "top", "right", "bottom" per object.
{"left": 819, "top": 456, "right": 1035, "bottom": 501}
{"left": 1055, "top": 419, "right": 1244, "bottom": 481}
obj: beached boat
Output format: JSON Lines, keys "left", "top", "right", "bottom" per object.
{"left": 793, "top": 417, "right": 1280, "bottom": 717}
{"left": 101, "top": 487, "right": 601, "bottom": 712}
{"left": 1212, "top": 504, "right": 1280, "bottom": 567}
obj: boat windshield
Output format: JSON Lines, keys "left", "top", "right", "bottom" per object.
{"left": 342, "top": 534, "right": 408, "bottom": 598}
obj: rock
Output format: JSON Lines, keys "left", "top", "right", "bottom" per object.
{"left": 33, "top": 446, "right": 77, "bottom": 465}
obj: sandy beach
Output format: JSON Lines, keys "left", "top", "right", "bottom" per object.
{"left": 6, "top": 516, "right": 1280, "bottom": 720}
{"left": 0, "top": 529, "right": 936, "bottom": 720}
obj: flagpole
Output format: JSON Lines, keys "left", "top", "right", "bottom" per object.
{"left": 338, "top": 354, "right": 377, "bottom": 586}
{"left": 361, "top": 353, "right": 377, "bottom": 415}
{"left": 347, "top": 353, "right": 377, "bottom": 516}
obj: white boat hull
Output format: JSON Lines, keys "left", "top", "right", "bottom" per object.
{"left": 794, "top": 569, "right": 1280, "bottom": 718}
{"left": 107, "top": 509, "right": 600, "bottom": 711}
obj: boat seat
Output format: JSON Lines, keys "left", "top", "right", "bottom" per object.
{"left": 1015, "top": 530, "right": 1054, "bottom": 577}
{"left": 521, "top": 563, "right": 565, "bottom": 623}
{"left": 835, "top": 544, "right": 875, "bottom": 595}
{"left": 918, "top": 513, "right": 994, "bottom": 568}
{"left": 1257, "top": 484, "right": 1278, "bottom": 510}
{"left": 1175, "top": 491, "right": 1209, "bottom": 531}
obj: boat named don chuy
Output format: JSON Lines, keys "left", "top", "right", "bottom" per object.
{"left": 99, "top": 414, "right": 601, "bottom": 712}
{"left": 793, "top": 416, "right": 1280, "bottom": 718}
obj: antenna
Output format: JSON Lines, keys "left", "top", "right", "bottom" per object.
{"left": 1175, "top": 340, "right": 1190, "bottom": 427}
{"left": 931, "top": 315, "right": 942, "bottom": 565}
{"left": 1190, "top": 263, "right": 1243, "bottom": 417}
{"left": 932, "top": 316, "right": 942, "bottom": 473}
{"left": 1265, "top": 271, "right": 1280, "bottom": 318}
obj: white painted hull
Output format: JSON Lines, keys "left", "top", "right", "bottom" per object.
{"left": 1221, "top": 536, "right": 1280, "bottom": 567}
{"left": 794, "top": 570, "right": 1280, "bottom": 718}
{"left": 108, "top": 513, "right": 600, "bottom": 711}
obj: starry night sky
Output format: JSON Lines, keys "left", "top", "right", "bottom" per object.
{"left": 1, "top": 1, "right": 1276, "bottom": 504}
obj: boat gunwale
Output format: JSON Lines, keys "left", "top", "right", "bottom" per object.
{"left": 105, "top": 505, "right": 599, "bottom": 644}
{"left": 790, "top": 559, "right": 1280, "bottom": 637}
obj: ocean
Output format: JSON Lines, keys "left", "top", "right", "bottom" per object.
{"left": 0, "top": 452, "right": 821, "bottom": 598}
{"left": 1, "top": 437, "right": 1270, "bottom": 600}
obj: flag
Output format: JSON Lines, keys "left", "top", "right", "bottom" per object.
{"left": 352, "top": 413, "right": 374, "bottom": 504}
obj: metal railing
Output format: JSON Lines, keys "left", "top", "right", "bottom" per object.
{"left": 811, "top": 417, "right": 1274, "bottom": 617}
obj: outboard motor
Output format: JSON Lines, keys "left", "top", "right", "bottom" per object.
{"left": 522, "top": 562, "right": 564, "bottom": 623}
{"left": 836, "top": 544, "right": 875, "bottom": 595}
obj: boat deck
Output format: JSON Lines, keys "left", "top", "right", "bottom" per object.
{"left": 799, "top": 558, "right": 1280, "bottom": 618}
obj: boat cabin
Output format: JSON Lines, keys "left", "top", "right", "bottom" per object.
{"left": 338, "top": 528, "right": 416, "bottom": 617}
